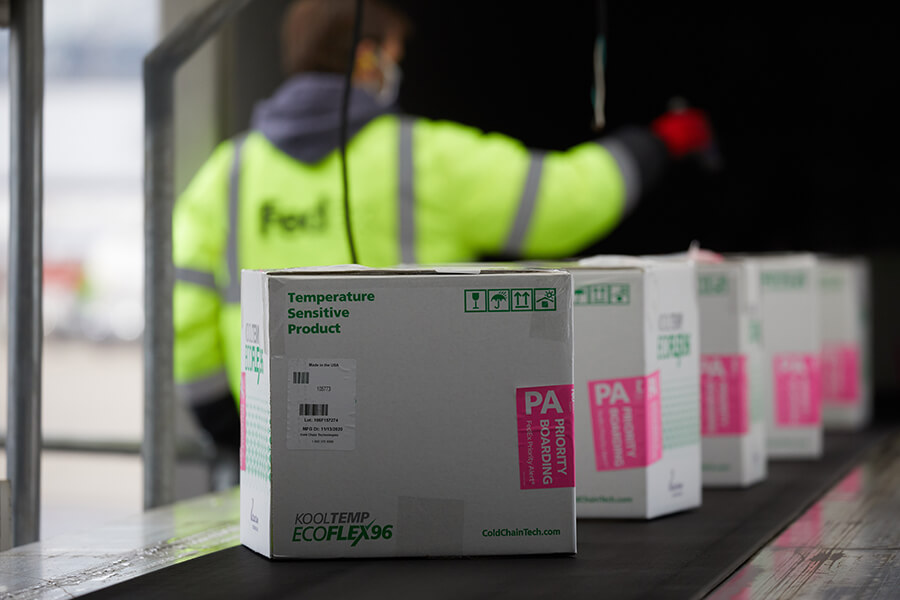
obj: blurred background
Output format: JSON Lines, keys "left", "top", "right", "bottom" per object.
{"left": 0, "top": 0, "right": 157, "bottom": 541}
{"left": 1, "top": 0, "right": 898, "bottom": 540}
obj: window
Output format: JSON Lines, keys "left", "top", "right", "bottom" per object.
{"left": 0, "top": 0, "right": 159, "bottom": 540}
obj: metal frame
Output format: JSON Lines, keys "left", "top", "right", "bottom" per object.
{"left": 0, "top": 0, "right": 10, "bottom": 28}
{"left": 143, "top": 0, "right": 255, "bottom": 510}
{"left": 5, "top": 0, "right": 44, "bottom": 548}
{"left": 0, "top": 435, "right": 210, "bottom": 460}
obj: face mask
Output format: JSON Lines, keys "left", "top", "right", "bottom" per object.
{"left": 374, "top": 52, "right": 402, "bottom": 107}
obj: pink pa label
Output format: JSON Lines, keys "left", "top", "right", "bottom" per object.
{"left": 240, "top": 372, "right": 247, "bottom": 471}
{"left": 701, "top": 354, "right": 749, "bottom": 436}
{"left": 587, "top": 372, "right": 662, "bottom": 471}
{"left": 516, "top": 384, "right": 575, "bottom": 490}
{"left": 773, "top": 353, "right": 822, "bottom": 426}
{"left": 821, "top": 343, "right": 861, "bottom": 406}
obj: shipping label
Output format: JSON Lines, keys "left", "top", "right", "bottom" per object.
{"left": 286, "top": 358, "right": 357, "bottom": 450}
{"left": 587, "top": 372, "right": 662, "bottom": 471}
{"left": 516, "top": 384, "right": 575, "bottom": 490}
{"left": 701, "top": 354, "right": 749, "bottom": 436}
{"left": 773, "top": 353, "right": 822, "bottom": 426}
{"left": 821, "top": 343, "right": 861, "bottom": 405}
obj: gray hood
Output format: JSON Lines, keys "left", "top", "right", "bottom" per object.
{"left": 251, "top": 73, "right": 392, "bottom": 164}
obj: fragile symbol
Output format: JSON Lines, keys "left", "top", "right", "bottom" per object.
{"left": 464, "top": 289, "right": 487, "bottom": 312}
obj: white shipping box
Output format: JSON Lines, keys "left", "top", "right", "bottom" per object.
{"left": 240, "top": 267, "right": 577, "bottom": 558}
{"left": 570, "top": 256, "right": 702, "bottom": 519}
{"left": 750, "top": 254, "right": 823, "bottom": 459}
{"left": 819, "top": 257, "right": 872, "bottom": 430}
{"left": 696, "top": 261, "right": 767, "bottom": 487}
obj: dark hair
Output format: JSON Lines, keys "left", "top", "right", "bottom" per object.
{"left": 281, "top": 0, "right": 411, "bottom": 76}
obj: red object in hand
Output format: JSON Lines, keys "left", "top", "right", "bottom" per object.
{"left": 651, "top": 107, "right": 713, "bottom": 158}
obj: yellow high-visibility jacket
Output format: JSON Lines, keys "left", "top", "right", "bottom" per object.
{"left": 173, "top": 74, "right": 666, "bottom": 428}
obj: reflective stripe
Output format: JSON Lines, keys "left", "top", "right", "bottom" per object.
{"left": 225, "top": 134, "right": 248, "bottom": 305}
{"left": 598, "top": 138, "right": 640, "bottom": 216}
{"left": 175, "top": 267, "right": 216, "bottom": 291}
{"left": 176, "top": 370, "right": 231, "bottom": 407}
{"left": 398, "top": 118, "right": 416, "bottom": 264}
{"left": 503, "top": 152, "right": 545, "bottom": 256}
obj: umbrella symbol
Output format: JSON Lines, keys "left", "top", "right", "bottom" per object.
{"left": 491, "top": 291, "right": 507, "bottom": 309}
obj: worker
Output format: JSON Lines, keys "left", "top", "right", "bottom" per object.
{"left": 172, "top": 0, "right": 714, "bottom": 487}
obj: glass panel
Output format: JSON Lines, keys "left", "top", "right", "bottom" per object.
{"left": 0, "top": 0, "right": 160, "bottom": 540}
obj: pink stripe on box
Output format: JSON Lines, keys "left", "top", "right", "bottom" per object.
{"left": 821, "top": 343, "right": 861, "bottom": 406}
{"left": 240, "top": 372, "right": 247, "bottom": 471}
{"left": 773, "top": 353, "right": 822, "bottom": 426}
{"left": 587, "top": 372, "right": 662, "bottom": 471}
{"left": 516, "top": 384, "right": 575, "bottom": 490}
{"left": 701, "top": 354, "right": 749, "bottom": 436}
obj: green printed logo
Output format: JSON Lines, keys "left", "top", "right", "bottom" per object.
{"left": 285, "top": 290, "right": 375, "bottom": 336}
{"left": 481, "top": 527, "right": 562, "bottom": 537}
{"left": 465, "top": 288, "right": 556, "bottom": 312}
{"left": 749, "top": 318, "right": 762, "bottom": 344}
{"left": 573, "top": 283, "right": 630, "bottom": 306}
{"left": 761, "top": 271, "right": 807, "bottom": 290}
{"left": 291, "top": 512, "right": 393, "bottom": 546}
{"left": 698, "top": 274, "right": 729, "bottom": 295}
{"left": 577, "top": 495, "right": 634, "bottom": 504}
{"left": 243, "top": 343, "right": 264, "bottom": 383}
{"left": 657, "top": 333, "right": 691, "bottom": 363}
{"left": 703, "top": 463, "right": 732, "bottom": 473}
{"left": 260, "top": 199, "right": 326, "bottom": 235}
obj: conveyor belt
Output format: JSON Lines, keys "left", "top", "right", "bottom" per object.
{"left": 708, "top": 431, "right": 900, "bottom": 599}
{"left": 77, "top": 428, "right": 894, "bottom": 600}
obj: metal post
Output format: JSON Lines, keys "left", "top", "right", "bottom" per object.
{"left": 143, "top": 62, "right": 175, "bottom": 510}
{"left": 143, "top": 0, "right": 256, "bottom": 510}
{"left": 6, "top": 0, "right": 43, "bottom": 546}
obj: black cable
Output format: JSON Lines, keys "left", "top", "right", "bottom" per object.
{"left": 340, "top": 0, "right": 364, "bottom": 264}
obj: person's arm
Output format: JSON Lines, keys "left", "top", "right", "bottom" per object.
{"left": 172, "top": 140, "right": 239, "bottom": 447}
{"left": 412, "top": 119, "right": 669, "bottom": 259}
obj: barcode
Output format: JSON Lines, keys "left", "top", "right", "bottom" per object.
{"left": 299, "top": 403, "right": 329, "bottom": 416}
{"left": 293, "top": 371, "right": 310, "bottom": 384}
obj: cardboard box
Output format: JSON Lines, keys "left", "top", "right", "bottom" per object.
{"left": 818, "top": 256, "right": 872, "bottom": 430}
{"left": 240, "top": 266, "right": 576, "bottom": 558}
{"left": 568, "top": 256, "right": 702, "bottom": 518}
{"left": 696, "top": 261, "right": 767, "bottom": 487}
{"left": 750, "top": 254, "right": 823, "bottom": 459}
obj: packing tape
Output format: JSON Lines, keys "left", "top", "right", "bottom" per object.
{"left": 529, "top": 275, "right": 573, "bottom": 343}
